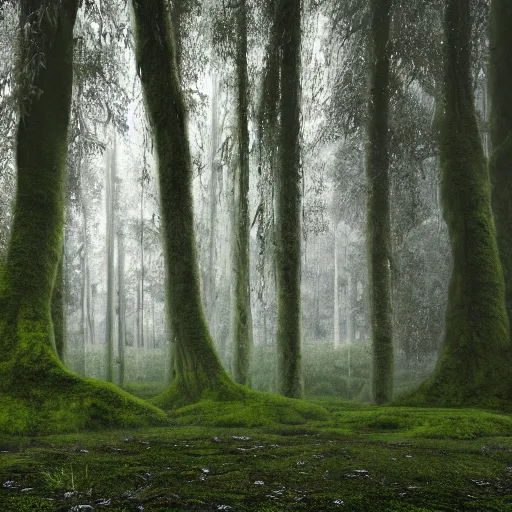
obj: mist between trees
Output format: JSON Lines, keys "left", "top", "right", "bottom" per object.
{"left": 0, "top": 0, "right": 510, "bottom": 417}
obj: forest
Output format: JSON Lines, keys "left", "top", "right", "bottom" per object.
{"left": 0, "top": 0, "right": 512, "bottom": 510}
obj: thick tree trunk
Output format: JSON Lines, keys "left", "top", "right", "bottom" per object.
{"left": 275, "top": 0, "right": 303, "bottom": 399}
{"left": 131, "top": 0, "right": 237, "bottom": 406}
{"left": 366, "top": 0, "right": 394, "bottom": 404}
{"left": 406, "top": 0, "right": 511, "bottom": 406}
{"left": 0, "top": 0, "right": 166, "bottom": 433}
{"left": 231, "top": 0, "right": 254, "bottom": 386}
{"left": 489, "top": 0, "right": 512, "bottom": 336}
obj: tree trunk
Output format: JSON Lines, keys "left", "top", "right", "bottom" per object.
{"left": 105, "top": 133, "right": 116, "bottom": 383}
{"left": 366, "top": 0, "right": 394, "bottom": 404}
{"left": 275, "top": 0, "right": 303, "bottom": 399}
{"left": 117, "top": 229, "right": 126, "bottom": 388}
{"left": 489, "top": 0, "right": 512, "bottom": 337}
{"left": 231, "top": 0, "right": 254, "bottom": 386}
{"left": 51, "top": 244, "right": 66, "bottom": 363}
{"left": 139, "top": 176, "right": 145, "bottom": 349}
{"left": 131, "top": 0, "right": 239, "bottom": 407}
{"left": 407, "top": 0, "right": 511, "bottom": 406}
{"left": 0, "top": 0, "right": 165, "bottom": 433}
{"left": 347, "top": 273, "right": 356, "bottom": 342}
{"left": 208, "top": 75, "right": 219, "bottom": 332}
{"left": 333, "top": 222, "right": 340, "bottom": 348}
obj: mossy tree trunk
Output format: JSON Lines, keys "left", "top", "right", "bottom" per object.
{"left": 131, "top": 0, "right": 239, "bottom": 407}
{"left": 366, "top": 0, "right": 394, "bottom": 404}
{"left": 51, "top": 246, "right": 66, "bottom": 363}
{"left": 0, "top": 0, "right": 167, "bottom": 434}
{"left": 231, "top": 0, "right": 254, "bottom": 386}
{"left": 407, "top": 0, "right": 511, "bottom": 406}
{"left": 0, "top": 0, "right": 80, "bottom": 364}
{"left": 275, "top": 0, "right": 303, "bottom": 399}
{"left": 489, "top": 0, "right": 512, "bottom": 335}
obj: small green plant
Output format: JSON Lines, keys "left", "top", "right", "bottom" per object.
{"left": 41, "top": 464, "right": 90, "bottom": 491}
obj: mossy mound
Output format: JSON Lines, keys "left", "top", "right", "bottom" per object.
{"left": 0, "top": 343, "right": 168, "bottom": 435}
{"left": 392, "top": 368, "right": 512, "bottom": 411}
{"left": 327, "top": 404, "right": 512, "bottom": 439}
{"left": 151, "top": 372, "right": 328, "bottom": 427}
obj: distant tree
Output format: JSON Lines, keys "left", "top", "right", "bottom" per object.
{"left": 365, "top": 0, "right": 394, "bottom": 404}
{"left": 105, "top": 131, "right": 116, "bottom": 382}
{"left": 405, "top": 0, "right": 512, "bottom": 406}
{"left": 489, "top": 0, "right": 512, "bottom": 334}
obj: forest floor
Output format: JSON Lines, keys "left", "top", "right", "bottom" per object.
{"left": 1, "top": 390, "right": 512, "bottom": 511}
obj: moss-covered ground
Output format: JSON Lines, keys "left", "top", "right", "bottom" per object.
{"left": 1, "top": 394, "right": 512, "bottom": 511}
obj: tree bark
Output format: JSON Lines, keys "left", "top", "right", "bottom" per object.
{"left": 275, "top": 0, "right": 303, "bottom": 399}
{"left": 407, "top": 0, "right": 512, "bottom": 406}
{"left": 333, "top": 222, "right": 340, "bottom": 348}
{"left": 117, "top": 228, "right": 126, "bottom": 387}
{"left": 231, "top": 0, "right": 254, "bottom": 386}
{"left": 131, "top": 0, "right": 238, "bottom": 406}
{"left": 489, "top": 0, "right": 512, "bottom": 336}
{"left": 51, "top": 244, "right": 66, "bottom": 363}
{"left": 366, "top": 0, "right": 394, "bottom": 404}
{"left": 105, "top": 132, "right": 116, "bottom": 383}
{"left": 0, "top": 0, "right": 166, "bottom": 433}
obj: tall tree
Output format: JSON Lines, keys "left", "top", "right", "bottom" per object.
{"left": 366, "top": 0, "right": 394, "bottom": 404}
{"left": 405, "top": 0, "right": 511, "bottom": 406}
{"left": 275, "top": 0, "right": 303, "bottom": 399}
{"left": 130, "top": 0, "right": 327, "bottom": 425}
{"left": 489, "top": 0, "right": 512, "bottom": 333}
{"left": 231, "top": 0, "right": 254, "bottom": 386}
{"left": 0, "top": 0, "right": 165, "bottom": 433}
{"left": 105, "top": 131, "right": 116, "bottom": 382}
{"left": 131, "top": 0, "right": 238, "bottom": 406}
{"left": 117, "top": 227, "right": 126, "bottom": 387}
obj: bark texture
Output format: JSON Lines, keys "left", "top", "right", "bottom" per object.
{"left": 275, "top": 0, "right": 303, "bottom": 399}
{"left": 403, "top": 0, "right": 512, "bottom": 407}
{"left": 489, "top": 0, "right": 512, "bottom": 335}
{"left": 131, "top": 0, "right": 240, "bottom": 407}
{"left": 366, "top": 0, "right": 394, "bottom": 404}
{"left": 0, "top": 0, "right": 166, "bottom": 434}
{"left": 231, "top": 0, "right": 254, "bottom": 386}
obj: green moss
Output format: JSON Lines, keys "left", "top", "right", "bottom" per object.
{"left": 0, "top": 344, "right": 168, "bottom": 435}
{"left": 0, "top": 0, "right": 169, "bottom": 436}
{"left": 1, "top": 405, "right": 512, "bottom": 510}
{"left": 401, "top": 0, "right": 512, "bottom": 407}
{"left": 168, "top": 391, "right": 328, "bottom": 428}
